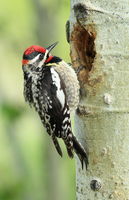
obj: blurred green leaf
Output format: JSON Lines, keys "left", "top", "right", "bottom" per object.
{"left": 1, "top": 103, "right": 24, "bottom": 121}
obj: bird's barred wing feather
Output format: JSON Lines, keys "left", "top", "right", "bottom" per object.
{"left": 37, "top": 66, "right": 73, "bottom": 157}
{"left": 40, "top": 67, "right": 68, "bottom": 136}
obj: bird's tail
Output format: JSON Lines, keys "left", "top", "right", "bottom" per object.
{"left": 63, "top": 133, "right": 88, "bottom": 169}
{"left": 72, "top": 135, "right": 89, "bottom": 170}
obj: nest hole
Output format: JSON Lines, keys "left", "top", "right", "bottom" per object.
{"left": 70, "top": 23, "right": 96, "bottom": 85}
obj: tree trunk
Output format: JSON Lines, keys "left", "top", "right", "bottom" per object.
{"left": 69, "top": 0, "right": 129, "bottom": 199}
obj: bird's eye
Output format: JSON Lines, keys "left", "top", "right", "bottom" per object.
{"left": 39, "top": 53, "right": 44, "bottom": 60}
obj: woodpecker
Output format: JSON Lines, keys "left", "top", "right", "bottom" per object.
{"left": 22, "top": 42, "right": 88, "bottom": 169}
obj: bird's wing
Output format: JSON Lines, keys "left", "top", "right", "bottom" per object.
{"left": 39, "top": 66, "right": 71, "bottom": 157}
{"left": 40, "top": 66, "right": 68, "bottom": 137}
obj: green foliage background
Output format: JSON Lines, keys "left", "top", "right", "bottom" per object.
{"left": 0, "top": 1, "right": 76, "bottom": 200}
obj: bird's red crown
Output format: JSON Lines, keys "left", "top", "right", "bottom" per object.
{"left": 24, "top": 45, "right": 46, "bottom": 55}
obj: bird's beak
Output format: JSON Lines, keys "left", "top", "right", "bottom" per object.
{"left": 46, "top": 42, "right": 58, "bottom": 53}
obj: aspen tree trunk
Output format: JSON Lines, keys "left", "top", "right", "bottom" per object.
{"left": 69, "top": 0, "right": 129, "bottom": 199}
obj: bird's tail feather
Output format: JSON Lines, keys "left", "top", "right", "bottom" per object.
{"left": 72, "top": 135, "right": 88, "bottom": 170}
{"left": 52, "top": 134, "right": 88, "bottom": 169}
{"left": 64, "top": 139, "right": 74, "bottom": 158}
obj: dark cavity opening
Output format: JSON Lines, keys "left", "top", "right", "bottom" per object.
{"left": 71, "top": 23, "right": 96, "bottom": 72}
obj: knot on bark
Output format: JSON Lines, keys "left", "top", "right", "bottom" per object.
{"left": 90, "top": 179, "right": 102, "bottom": 191}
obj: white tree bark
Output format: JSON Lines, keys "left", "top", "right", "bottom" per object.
{"left": 69, "top": 0, "right": 129, "bottom": 199}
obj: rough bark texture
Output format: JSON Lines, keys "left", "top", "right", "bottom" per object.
{"left": 69, "top": 0, "right": 129, "bottom": 199}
